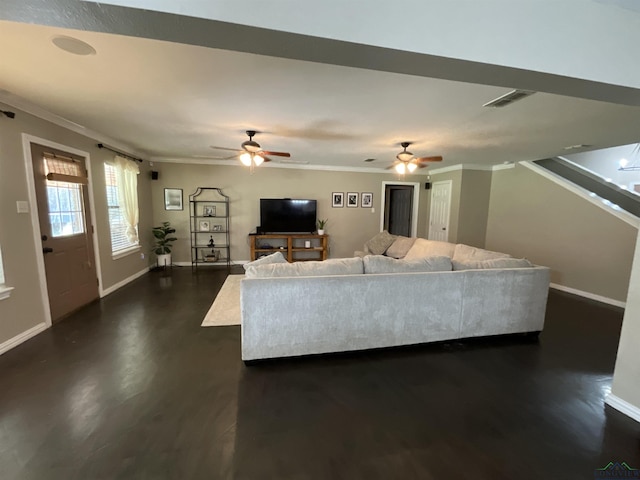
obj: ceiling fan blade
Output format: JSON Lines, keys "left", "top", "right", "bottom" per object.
{"left": 261, "top": 150, "right": 291, "bottom": 158}
{"left": 210, "top": 145, "right": 241, "bottom": 152}
{"left": 416, "top": 156, "right": 443, "bottom": 163}
{"left": 261, "top": 156, "right": 273, "bottom": 163}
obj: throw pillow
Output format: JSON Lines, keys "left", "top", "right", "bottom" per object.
{"left": 243, "top": 251, "right": 287, "bottom": 271}
{"left": 385, "top": 236, "right": 417, "bottom": 259}
{"left": 364, "top": 230, "right": 397, "bottom": 255}
{"left": 452, "top": 257, "right": 533, "bottom": 271}
{"left": 404, "top": 238, "right": 455, "bottom": 260}
{"left": 364, "top": 255, "right": 452, "bottom": 274}
{"left": 245, "top": 257, "right": 364, "bottom": 278}
{"left": 452, "top": 244, "right": 510, "bottom": 262}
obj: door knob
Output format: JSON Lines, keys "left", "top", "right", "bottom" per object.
{"left": 43, "top": 247, "right": 53, "bottom": 254}
{"left": 41, "top": 234, "right": 48, "bottom": 241}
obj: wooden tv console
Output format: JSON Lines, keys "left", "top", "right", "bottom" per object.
{"left": 249, "top": 233, "right": 328, "bottom": 262}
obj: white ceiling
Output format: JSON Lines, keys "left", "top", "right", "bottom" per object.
{"left": 1, "top": 9, "right": 640, "bottom": 172}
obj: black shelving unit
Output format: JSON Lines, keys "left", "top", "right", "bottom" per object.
{"left": 189, "top": 187, "right": 230, "bottom": 269}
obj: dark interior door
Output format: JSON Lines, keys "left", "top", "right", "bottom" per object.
{"left": 384, "top": 185, "right": 413, "bottom": 236}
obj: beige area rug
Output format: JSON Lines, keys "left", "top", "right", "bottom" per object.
{"left": 201, "top": 274, "right": 243, "bottom": 327}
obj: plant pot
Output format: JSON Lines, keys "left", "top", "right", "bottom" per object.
{"left": 318, "top": 229, "right": 325, "bottom": 235}
{"left": 156, "top": 253, "right": 172, "bottom": 267}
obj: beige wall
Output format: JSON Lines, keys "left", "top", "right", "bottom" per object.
{"left": 485, "top": 164, "right": 636, "bottom": 302}
{"left": 611, "top": 232, "right": 640, "bottom": 410}
{"left": 0, "top": 103, "right": 153, "bottom": 347}
{"left": 149, "top": 162, "right": 427, "bottom": 261}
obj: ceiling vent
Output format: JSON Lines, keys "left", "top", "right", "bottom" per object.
{"left": 483, "top": 89, "right": 535, "bottom": 108}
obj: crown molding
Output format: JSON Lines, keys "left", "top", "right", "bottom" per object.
{"left": 0, "top": 91, "right": 148, "bottom": 160}
{"left": 149, "top": 156, "right": 434, "bottom": 175}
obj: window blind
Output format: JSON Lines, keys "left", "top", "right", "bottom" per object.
{"left": 104, "top": 163, "right": 138, "bottom": 253}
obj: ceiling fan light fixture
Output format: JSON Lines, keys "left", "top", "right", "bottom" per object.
{"left": 253, "top": 154, "right": 264, "bottom": 166}
{"left": 240, "top": 152, "right": 252, "bottom": 166}
{"left": 395, "top": 163, "right": 406, "bottom": 174}
{"left": 407, "top": 161, "right": 418, "bottom": 173}
{"left": 397, "top": 151, "right": 413, "bottom": 162}
{"left": 242, "top": 140, "right": 261, "bottom": 153}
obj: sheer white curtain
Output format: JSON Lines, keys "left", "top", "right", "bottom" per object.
{"left": 113, "top": 155, "right": 140, "bottom": 243}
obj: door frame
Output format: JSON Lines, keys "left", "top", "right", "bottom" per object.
{"left": 380, "top": 181, "right": 420, "bottom": 237}
{"left": 21, "top": 133, "right": 102, "bottom": 327}
{"left": 428, "top": 179, "right": 452, "bottom": 241}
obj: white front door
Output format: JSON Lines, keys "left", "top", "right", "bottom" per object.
{"left": 428, "top": 180, "right": 452, "bottom": 242}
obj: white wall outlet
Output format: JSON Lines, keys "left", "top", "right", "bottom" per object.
{"left": 16, "top": 201, "right": 29, "bottom": 213}
{"left": 371, "top": 207, "right": 375, "bottom": 213}
{"left": 140, "top": 253, "right": 145, "bottom": 260}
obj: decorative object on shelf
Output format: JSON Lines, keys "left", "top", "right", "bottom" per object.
{"left": 332, "top": 192, "right": 344, "bottom": 208}
{"left": 152, "top": 221, "right": 177, "bottom": 267}
{"left": 361, "top": 192, "right": 373, "bottom": 208}
{"left": 347, "top": 192, "right": 358, "bottom": 208}
{"left": 209, "top": 130, "right": 292, "bottom": 173}
{"left": 317, "top": 218, "right": 327, "bottom": 235}
{"left": 305, "top": 240, "right": 311, "bottom": 248}
{"left": 203, "top": 249, "right": 219, "bottom": 262}
{"left": 189, "top": 187, "right": 230, "bottom": 269}
{"left": 164, "top": 188, "right": 183, "bottom": 210}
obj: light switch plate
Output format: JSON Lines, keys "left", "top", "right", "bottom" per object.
{"left": 16, "top": 201, "right": 29, "bottom": 213}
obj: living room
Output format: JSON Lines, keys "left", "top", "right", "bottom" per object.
{"left": 1, "top": 1, "right": 640, "bottom": 477}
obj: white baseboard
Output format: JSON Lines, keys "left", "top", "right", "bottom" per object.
{"left": 100, "top": 267, "right": 150, "bottom": 297}
{"left": 605, "top": 393, "right": 640, "bottom": 424}
{"left": 0, "top": 322, "right": 48, "bottom": 356}
{"left": 549, "top": 283, "right": 625, "bottom": 308}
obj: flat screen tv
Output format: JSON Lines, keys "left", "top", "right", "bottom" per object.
{"left": 260, "top": 199, "right": 317, "bottom": 233}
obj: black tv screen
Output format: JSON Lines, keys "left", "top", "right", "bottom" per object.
{"left": 260, "top": 199, "right": 317, "bottom": 233}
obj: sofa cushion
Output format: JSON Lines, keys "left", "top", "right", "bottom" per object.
{"left": 452, "top": 257, "right": 533, "bottom": 271}
{"left": 404, "top": 238, "right": 456, "bottom": 260}
{"left": 243, "top": 251, "right": 288, "bottom": 271}
{"left": 385, "top": 236, "right": 417, "bottom": 259}
{"left": 364, "top": 230, "right": 397, "bottom": 255}
{"left": 453, "top": 244, "right": 510, "bottom": 262}
{"left": 364, "top": 255, "right": 452, "bottom": 274}
{"left": 245, "top": 257, "right": 364, "bottom": 278}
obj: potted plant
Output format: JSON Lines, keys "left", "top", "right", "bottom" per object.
{"left": 317, "top": 218, "right": 328, "bottom": 235}
{"left": 152, "top": 221, "right": 177, "bottom": 267}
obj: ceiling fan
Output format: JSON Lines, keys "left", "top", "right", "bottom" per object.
{"left": 210, "top": 130, "right": 291, "bottom": 170}
{"left": 386, "top": 142, "right": 443, "bottom": 174}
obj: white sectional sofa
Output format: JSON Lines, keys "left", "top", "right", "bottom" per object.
{"left": 241, "top": 236, "right": 550, "bottom": 362}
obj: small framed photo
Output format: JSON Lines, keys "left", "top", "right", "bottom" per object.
{"left": 332, "top": 192, "right": 344, "bottom": 208}
{"left": 347, "top": 192, "right": 358, "bottom": 208}
{"left": 212, "top": 225, "right": 223, "bottom": 232}
{"left": 199, "top": 220, "right": 210, "bottom": 231}
{"left": 164, "top": 188, "right": 183, "bottom": 210}
{"left": 361, "top": 192, "right": 373, "bottom": 208}
{"left": 203, "top": 205, "right": 216, "bottom": 217}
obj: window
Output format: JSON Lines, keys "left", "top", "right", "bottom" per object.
{"left": 105, "top": 162, "right": 139, "bottom": 254}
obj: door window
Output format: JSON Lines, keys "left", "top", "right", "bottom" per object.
{"left": 46, "top": 181, "right": 85, "bottom": 237}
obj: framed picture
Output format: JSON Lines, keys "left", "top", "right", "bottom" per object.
{"left": 164, "top": 188, "right": 183, "bottom": 210}
{"left": 332, "top": 192, "right": 344, "bottom": 208}
{"left": 203, "top": 205, "right": 216, "bottom": 217}
{"left": 347, "top": 192, "right": 358, "bottom": 208}
{"left": 212, "top": 225, "right": 223, "bottom": 232}
{"left": 361, "top": 192, "right": 373, "bottom": 208}
{"left": 199, "top": 220, "right": 210, "bottom": 231}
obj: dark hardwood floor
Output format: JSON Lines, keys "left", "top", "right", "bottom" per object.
{"left": 1, "top": 266, "right": 638, "bottom": 480}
